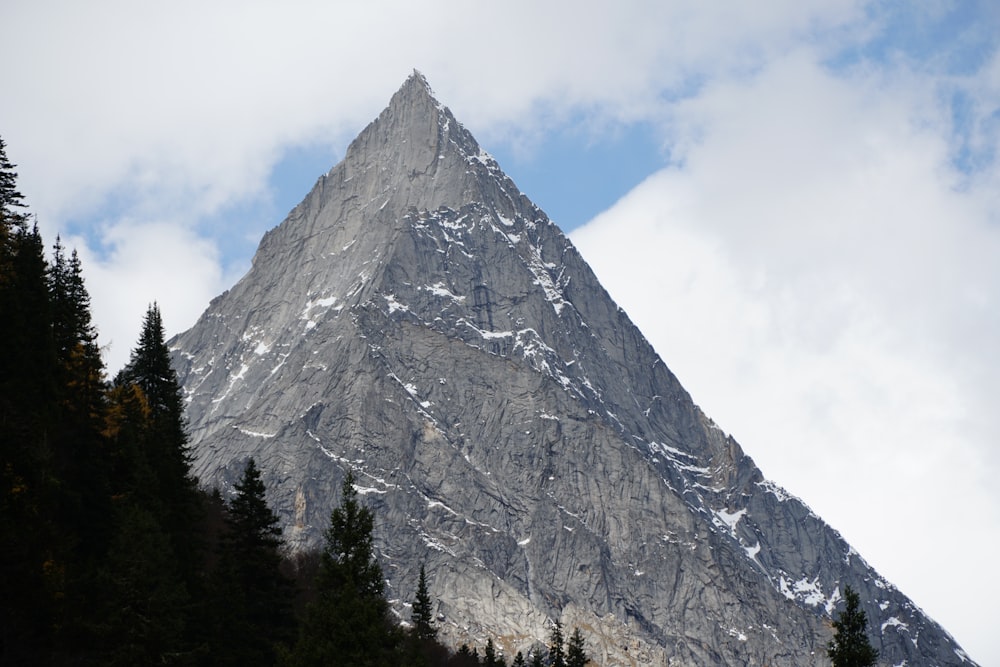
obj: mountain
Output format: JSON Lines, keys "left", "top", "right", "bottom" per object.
{"left": 170, "top": 71, "right": 976, "bottom": 666}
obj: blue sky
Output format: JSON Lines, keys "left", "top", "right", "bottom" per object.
{"left": 3, "top": 1, "right": 999, "bottom": 663}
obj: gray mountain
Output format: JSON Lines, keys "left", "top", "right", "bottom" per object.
{"left": 170, "top": 72, "right": 976, "bottom": 666}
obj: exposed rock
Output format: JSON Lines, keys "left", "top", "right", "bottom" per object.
{"left": 170, "top": 71, "right": 977, "bottom": 666}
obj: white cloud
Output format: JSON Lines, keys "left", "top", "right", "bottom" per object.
{"left": 572, "top": 47, "right": 1000, "bottom": 663}
{"left": 69, "top": 219, "right": 234, "bottom": 373}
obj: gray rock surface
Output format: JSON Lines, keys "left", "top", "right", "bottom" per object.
{"left": 170, "top": 71, "right": 977, "bottom": 666}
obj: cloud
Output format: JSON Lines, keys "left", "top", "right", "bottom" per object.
{"left": 68, "top": 219, "right": 234, "bottom": 373}
{"left": 571, "top": 46, "right": 1000, "bottom": 661}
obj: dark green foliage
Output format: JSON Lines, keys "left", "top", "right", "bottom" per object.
{"left": 529, "top": 650, "right": 544, "bottom": 667}
{"left": 210, "top": 458, "right": 294, "bottom": 665}
{"left": 827, "top": 585, "right": 879, "bottom": 667}
{"left": 511, "top": 651, "right": 527, "bottom": 667}
{"left": 96, "top": 504, "right": 190, "bottom": 666}
{"left": 114, "top": 304, "right": 202, "bottom": 577}
{"left": 0, "top": 141, "right": 59, "bottom": 664}
{"left": 566, "top": 628, "right": 589, "bottom": 667}
{"left": 284, "top": 471, "right": 402, "bottom": 666}
{"left": 548, "top": 621, "right": 566, "bottom": 667}
{"left": 412, "top": 563, "right": 438, "bottom": 640}
{"left": 483, "top": 637, "right": 506, "bottom": 667}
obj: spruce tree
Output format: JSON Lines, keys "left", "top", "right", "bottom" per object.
{"left": 285, "top": 471, "right": 401, "bottom": 666}
{"left": 565, "top": 628, "right": 589, "bottom": 667}
{"left": 213, "top": 458, "right": 294, "bottom": 665}
{"left": 97, "top": 504, "right": 189, "bottom": 666}
{"left": 529, "top": 650, "right": 544, "bottom": 667}
{"left": 483, "top": 637, "right": 505, "bottom": 667}
{"left": 114, "top": 304, "right": 201, "bottom": 574}
{"left": 47, "top": 239, "right": 110, "bottom": 555}
{"left": 548, "top": 621, "right": 566, "bottom": 667}
{"left": 827, "top": 585, "right": 879, "bottom": 667}
{"left": 412, "top": 563, "right": 438, "bottom": 640}
{"left": 0, "top": 143, "right": 59, "bottom": 663}
{"left": 511, "top": 651, "right": 527, "bottom": 667}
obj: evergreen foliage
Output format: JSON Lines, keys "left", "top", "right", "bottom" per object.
{"left": 284, "top": 471, "right": 401, "bottom": 666}
{"left": 412, "top": 563, "right": 438, "bottom": 640}
{"left": 211, "top": 458, "right": 295, "bottom": 665}
{"left": 548, "top": 621, "right": 566, "bottom": 667}
{"left": 114, "top": 304, "right": 202, "bottom": 578}
{"left": 483, "top": 637, "right": 506, "bottom": 666}
{"left": 827, "top": 585, "right": 879, "bottom": 667}
{"left": 511, "top": 651, "right": 527, "bottom": 667}
{"left": 566, "top": 628, "right": 589, "bottom": 667}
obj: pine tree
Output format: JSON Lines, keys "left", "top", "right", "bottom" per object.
{"left": 529, "top": 651, "right": 544, "bottom": 667}
{"left": 97, "top": 504, "right": 189, "bottom": 666}
{"left": 47, "top": 238, "right": 110, "bottom": 556}
{"left": 284, "top": 470, "right": 401, "bottom": 666}
{"left": 114, "top": 304, "right": 201, "bottom": 573}
{"left": 212, "top": 458, "right": 294, "bottom": 665}
{"left": 827, "top": 585, "right": 879, "bottom": 667}
{"left": 412, "top": 563, "right": 438, "bottom": 640}
{"left": 548, "top": 621, "right": 566, "bottom": 667}
{"left": 483, "top": 637, "right": 505, "bottom": 667}
{"left": 511, "top": 651, "right": 526, "bottom": 667}
{"left": 565, "top": 628, "right": 588, "bottom": 667}
{"left": 0, "top": 143, "right": 59, "bottom": 663}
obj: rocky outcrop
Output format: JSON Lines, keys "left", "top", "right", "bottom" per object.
{"left": 170, "top": 72, "right": 976, "bottom": 666}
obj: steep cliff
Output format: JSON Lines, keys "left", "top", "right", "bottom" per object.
{"left": 170, "top": 72, "right": 975, "bottom": 666}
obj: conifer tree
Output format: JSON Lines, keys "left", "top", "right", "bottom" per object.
{"left": 483, "top": 637, "right": 505, "bottom": 667}
{"left": 565, "top": 628, "right": 589, "bottom": 667}
{"left": 548, "top": 621, "right": 566, "bottom": 667}
{"left": 827, "top": 585, "right": 879, "bottom": 667}
{"left": 511, "top": 651, "right": 527, "bottom": 667}
{"left": 47, "top": 238, "right": 111, "bottom": 561}
{"left": 114, "top": 304, "right": 201, "bottom": 573}
{"left": 412, "top": 563, "right": 438, "bottom": 640}
{"left": 528, "top": 650, "right": 544, "bottom": 667}
{"left": 213, "top": 458, "right": 294, "bottom": 665}
{"left": 0, "top": 141, "right": 59, "bottom": 663}
{"left": 97, "top": 504, "right": 189, "bottom": 666}
{"left": 285, "top": 471, "right": 401, "bottom": 666}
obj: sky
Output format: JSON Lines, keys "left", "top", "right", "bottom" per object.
{"left": 2, "top": 1, "right": 998, "bottom": 662}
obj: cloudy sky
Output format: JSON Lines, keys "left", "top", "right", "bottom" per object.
{"left": 3, "top": 1, "right": 998, "bottom": 662}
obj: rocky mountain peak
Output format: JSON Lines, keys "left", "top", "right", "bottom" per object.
{"left": 169, "top": 74, "right": 979, "bottom": 666}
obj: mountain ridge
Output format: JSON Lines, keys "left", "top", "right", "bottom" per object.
{"left": 170, "top": 72, "right": 977, "bottom": 666}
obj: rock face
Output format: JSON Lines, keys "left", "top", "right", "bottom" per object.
{"left": 170, "top": 72, "right": 976, "bottom": 666}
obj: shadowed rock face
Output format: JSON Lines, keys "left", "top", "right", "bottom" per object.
{"left": 170, "top": 72, "right": 976, "bottom": 666}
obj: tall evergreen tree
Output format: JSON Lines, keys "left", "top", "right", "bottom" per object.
{"left": 97, "top": 503, "right": 190, "bottom": 666}
{"left": 98, "top": 305, "right": 203, "bottom": 662}
{"left": 212, "top": 458, "right": 294, "bottom": 665}
{"left": 528, "top": 651, "right": 543, "bottom": 667}
{"left": 412, "top": 563, "right": 437, "bottom": 641}
{"left": 565, "top": 628, "right": 588, "bottom": 667}
{"left": 114, "top": 304, "right": 201, "bottom": 573}
{"left": 47, "top": 239, "right": 110, "bottom": 557}
{"left": 827, "top": 585, "right": 879, "bottom": 667}
{"left": 284, "top": 471, "right": 401, "bottom": 666}
{"left": 511, "top": 651, "right": 526, "bottom": 667}
{"left": 548, "top": 621, "right": 566, "bottom": 667}
{"left": 0, "top": 140, "right": 59, "bottom": 664}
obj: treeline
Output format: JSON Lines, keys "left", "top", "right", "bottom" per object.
{"left": 1, "top": 137, "right": 589, "bottom": 666}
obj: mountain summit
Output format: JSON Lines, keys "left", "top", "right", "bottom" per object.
{"left": 170, "top": 72, "right": 976, "bottom": 665}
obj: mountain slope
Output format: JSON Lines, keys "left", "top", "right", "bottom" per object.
{"left": 170, "top": 72, "right": 975, "bottom": 666}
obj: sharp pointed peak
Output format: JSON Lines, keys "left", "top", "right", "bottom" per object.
{"left": 389, "top": 68, "right": 440, "bottom": 110}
